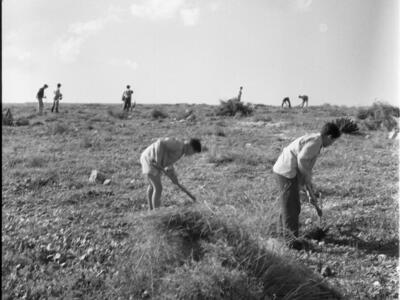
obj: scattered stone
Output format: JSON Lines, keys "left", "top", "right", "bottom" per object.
{"left": 103, "top": 179, "right": 111, "bottom": 185}
{"left": 373, "top": 281, "right": 381, "bottom": 288}
{"left": 89, "top": 170, "right": 106, "bottom": 184}
{"left": 377, "top": 254, "right": 387, "bottom": 262}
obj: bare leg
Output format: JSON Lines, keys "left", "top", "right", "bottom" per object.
{"left": 147, "top": 174, "right": 162, "bottom": 209}
{"left": 146, "top": 184, "right": 154, "bottom": 210}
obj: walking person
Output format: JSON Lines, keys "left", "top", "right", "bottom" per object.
{"left": 237, "top": 86, "right": 243, "bottom": 102}
{"left": 282, "top": 97, "right": 291, "bottom": 108}
{"left": 273, "top": 121, "right": 341, "bottom": 249}
{"left": 122, "top": 85, "right": 134, "bottom": 112}
{"left": 51, "top": 83, "right": 63, "bottom": 113}
{"left": 140, "top": 137, "right": 202, "bottom": 210}
{"left": 299, "top": 95, "right": 308, "bottom": 108}
{"left": 36, "top": 84, "right": 48, "bottom": 115}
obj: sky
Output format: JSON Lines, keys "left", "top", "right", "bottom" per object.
{"left": 2, "top": 0, "right": 399, "bottom": 106}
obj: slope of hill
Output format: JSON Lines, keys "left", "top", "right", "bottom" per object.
{"left": 2, "top": 103, "right": 398, "bottom": 299}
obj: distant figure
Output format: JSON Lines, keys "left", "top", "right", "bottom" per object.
{"left": 237, "top": 86, "right": 243, "bottom": 102}
{"left": 140, "top": 137, "right": 202, "bottom": 210}
{"left": 36, "top": 84, "right": 48, "bottom": 115}
{"left": 282, "top": 97, "right": 291, "bottom": 108}
{"left": 2, "top": 108, "right": 14, "bottom": 126}
{"left": 299, "top": 95, "right": 308, "bottom": 108}
{"left": 51, "top": 83, "right": 63, "bottom": 113}
{"left": 122, "top": 85, "right": 134, "bottom": 112}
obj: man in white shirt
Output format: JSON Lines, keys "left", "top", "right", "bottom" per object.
{"left": 122, "top": 85, "right": 134, "bottom": 112}
{"left": 273, "top": 122, "right": 341, "bottom": 246}
{"left": 140, "top": 137, "right": 202, "bottom": 210}
{"left": 51, "top": 83, "right": 62, "bottom": 113}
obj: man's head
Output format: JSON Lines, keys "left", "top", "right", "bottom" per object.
{"left": 127, "top": 85, "right": 130, "bottom": 89}
{"left": 57, "top": 83, "right": 61, "bottom": 88}
{"left": 44, "top": 84, "right": 48, "bottom": 88}
{"left": 320, "top": 122, "right": 341, "bottom": 147}
{"left": 240, "top": 86, "right": 243, "bottom": 90}
{"left": 185, "top": 138, "right": 202, "bottom": 156}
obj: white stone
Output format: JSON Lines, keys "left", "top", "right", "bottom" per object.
{"left": 103, "top": 179, "right": 111, "bottom": 185}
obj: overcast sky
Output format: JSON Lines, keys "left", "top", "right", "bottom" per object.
{"left": 2, "top": 0, "right": 399, "bottom": 106}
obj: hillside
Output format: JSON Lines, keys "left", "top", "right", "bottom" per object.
{"left": 2, "top": 103, "right": 399, "bottom": 299}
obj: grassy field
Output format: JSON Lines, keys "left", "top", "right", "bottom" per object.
{"left": 2, "top": 103, "right": 399, "bottom": 299}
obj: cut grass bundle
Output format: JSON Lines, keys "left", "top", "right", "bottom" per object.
{"left": 112, "top": 205, "right": 342, "bottom": 299}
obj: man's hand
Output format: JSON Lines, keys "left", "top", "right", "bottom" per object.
{"left": 306, "top": 185, "right": 322, "bottom": 217}
{"left": 164, "top": 167, "right": 179, "bottom": 185}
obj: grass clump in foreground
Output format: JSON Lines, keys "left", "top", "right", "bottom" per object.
{"left": 111, "top": 205, "right": 342, "bottom": 300}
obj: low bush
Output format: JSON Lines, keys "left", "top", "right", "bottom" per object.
{"left": 15, "top": 118, "right": 30, "bottom": 126}
{"left": 107, "top": 109, "right": 129, "bottom": 120}
{"left": 216, "top": 99, "right": 253, "bottom": 117}
{"left": 356, "top": 102, "right": 399, "bottom": 131}
{"left": 51, "top": 123, "right": 69, "bottom": 135}
{"left": 150, "top": 108, "right": 168, "bottom": 119}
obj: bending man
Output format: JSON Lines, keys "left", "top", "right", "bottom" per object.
{"left": 272, "top": 121, "right": 341, "bottom": 247}
{"left": 140, "top": 137, "right": 202, "bottom": 210}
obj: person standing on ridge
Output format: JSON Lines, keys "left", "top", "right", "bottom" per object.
{"left": 122, "top": 85, "right": 134, "bottom": 112}
{"left": 51, "top": 83, "right": 63, "bottom": 113}
{"left": 237, "top": 86, "right": 243, "bottom": 102}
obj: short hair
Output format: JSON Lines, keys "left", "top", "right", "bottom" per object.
{"left": 127, "top": 85, "right": 130, "bottom": 89}
{"left": 321, "top": 122, "right": 341, "bottom": 139}
{"left": 44, "top": 84, "right": 48, "bottom": 88}
{"left": 57, "top": 83, "right": 61, "bottom": 87}
{"left": 189, "top": 138, "right": 202, "bottom": 153}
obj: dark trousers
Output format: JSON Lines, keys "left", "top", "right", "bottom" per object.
{"left": 123, "top": 98, "right": 131, "bottom": 111}
{"left": 275, "top": 173, "right": 300, "bottom": 238}
{"left": 51, "top": 100, "right": 59, "bottom": 113}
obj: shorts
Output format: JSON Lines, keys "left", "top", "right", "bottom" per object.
{"left": 140, "top": 153, "right": 160, "bottom": 176}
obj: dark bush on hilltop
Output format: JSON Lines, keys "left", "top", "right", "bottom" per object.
{"left": 150, "top": 108, "right": 168, "bottom": 119}
{"left": 357, "top": 102, "right": 399, "bottom": 131}
{"left": 216, "top": 98, "right": 253, "bottom": 117}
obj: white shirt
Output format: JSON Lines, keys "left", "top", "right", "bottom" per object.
{"left": 273, "top": 133, "right": 322, "bottom": 185}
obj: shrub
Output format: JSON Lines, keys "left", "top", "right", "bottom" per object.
{"left": 107, "top": 109, "right": 129, "bottom": 120}
{"left": 15, "top": 118, "right": 30, "bottom": 126}
{"left": 216, "top": 99, "right": 253, "bottom": 117}
{"left": 52, "top": 123, "right": 68, "bottom": 135}
{"left": 356, "top": 102, "right": 399, "bottom": 131}
{"left": 150, "top": 108, "right": 168, "bottom": 119}
{"left": 176, "top": 109, "right": 194, "bottom": 121}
